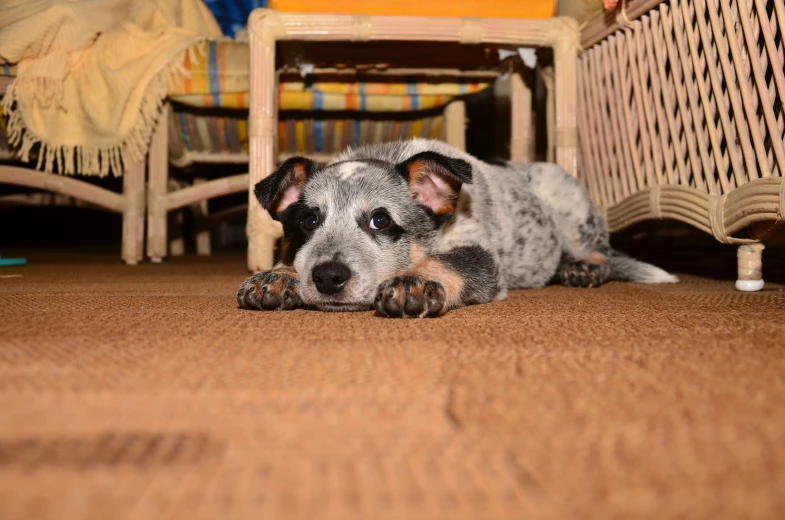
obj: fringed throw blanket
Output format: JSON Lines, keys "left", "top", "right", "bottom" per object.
{"left": 0, "top": 0, "right": 222, "bottom": 176}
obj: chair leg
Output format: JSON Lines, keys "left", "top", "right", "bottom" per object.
{"left": 736, "top": 243, "right": 765, "bottom": 291}
{"left": 247, "top": 17, "right": 282, "bottom": 273}
{"left": 169, "top": 209, "right": 186, "bottom": 256}
{"left": 540, "top": 65, "right": 556, "bottom": 164}
{"left": 193, "top": 177, "right": 212, "bottom": 256}
{"left": 147, "top": 104, "right": 169, "bottom": 263}
{"left": 246, "top": 202, "right": 278, "bottom": 272}
{"left": 510, "top": 70, "right": 533, "bottom": 162}
{"left": 444, "top": 99, "right": 466, "bottom": 151}
{"left": 121, "top": 160, "right": 145, "bottom": 266}
{"left": 551, "top": 25, "right": 580, "bottom": 176}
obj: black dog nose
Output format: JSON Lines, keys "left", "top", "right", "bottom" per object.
{"left": 312, "top": 262, "right": 352, "bottom": 295}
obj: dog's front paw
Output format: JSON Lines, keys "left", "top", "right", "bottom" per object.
{"left": 374, "top": 275, "right": 447, "bottom": 318}
{"left": 237, "top": 270, "right": 302, "bottom": 311}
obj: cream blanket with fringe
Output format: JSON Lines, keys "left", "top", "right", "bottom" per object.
{"left": 0, "top": 0, "right": 222, "bottom": 176}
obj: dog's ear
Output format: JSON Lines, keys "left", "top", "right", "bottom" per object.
{"left": 396, "top": 151, "right": 473, "bottom": 217}
{"left": 254, "top": 157, "right": 316, "bottom": 216}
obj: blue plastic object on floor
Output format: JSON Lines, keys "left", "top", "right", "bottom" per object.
{"left": 0, "top": 255, "right": 27, "bottom": 267}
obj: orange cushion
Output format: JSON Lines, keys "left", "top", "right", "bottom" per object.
{"left": 268, "top": 0, "right": 556, "bottom": 19}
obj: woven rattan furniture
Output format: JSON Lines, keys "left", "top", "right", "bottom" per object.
{"left": 579, "top": 0, "right": 784, "bottom": 291}
{"left": 0, "top": 76, "right": 145, "bottom": 265}
{"left": 245, "top": 8, "right": 580, "bottom": 272}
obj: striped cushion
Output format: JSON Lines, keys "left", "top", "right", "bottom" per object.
{"left": 168, "top": 109, "right": 445, "bottom": 162}
{"left": 168, "top": 40, "right": 249, "bottom": 107}
{"left": 277, "top": 115, "right": 444, "bottom": 154}
{"left": 1, "top": 64, "right": 17, "bottom": 77}
{"left": 168, "top": 107, "right": 249, "bottom": 157}
{"left": 167, "top": 41, "right": 491, "bottom": 112}
{"left": 279, "top": 80, "right": 487, "bottom": 112}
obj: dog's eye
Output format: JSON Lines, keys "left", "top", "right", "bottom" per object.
{"left": 369, "top": 212, "right": 391, "bottom": 230}
{"left": 301, "top": 212, "right": 320, "bottom": 231}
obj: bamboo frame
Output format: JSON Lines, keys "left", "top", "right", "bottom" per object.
{"left": 444, "top": 100, "right": 467, "bottom": 152}
{"left": 247, "top": 8, "right": 580, "bottom": 271}
{"left": 579, "top": 0, "right": 784, "bottom": 290}
{"left": 146, "top": 105, "right": 254, "bottom": 262}
{"left": 0, "top": 163, "right": 145, "bottom": 265}
{"left": 510, "top": 70, "right": 534, "bottom": 161}
{"left": 0, "top": 192, "right": 97, "bottom": 208}
{"left": 146, "top": 104, "right": 170, "bottom": 263}
{"left": 1, "top": 76, "right": 144, "bottom": 265}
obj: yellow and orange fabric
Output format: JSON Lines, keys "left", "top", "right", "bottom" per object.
{"left": 166, "top": 40, "right": 490, "bottom": 112}
{"left": 268, "top": 0, "right": 556, "bottom": 19}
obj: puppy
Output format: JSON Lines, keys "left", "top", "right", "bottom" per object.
{"left": 237, "top": 139, "right": 677, "bottom": 317}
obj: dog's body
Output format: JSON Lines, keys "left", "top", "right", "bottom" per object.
{"left": 238, "top": 139, "right": 676, "bottom": 317}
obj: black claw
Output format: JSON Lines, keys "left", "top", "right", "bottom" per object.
{"left": 425, "top": 300, "right": 443, "bottom": 317}
{"left": 424, "top": 282, "right": 445, "bottom": 317}
{"left": 383, "top": 296, "right": 402, "bottom": 317}
{"left": 244, "top": 291, "right": 258, "bottom": 310}
{"left": 404, "top": 293, "right": 424, "bottom": 316}
{"left": 280, "top": 289, "right": 294, "bottom": 310}
{"left": 261, "top": 288, "right": 280, "bottom": 310}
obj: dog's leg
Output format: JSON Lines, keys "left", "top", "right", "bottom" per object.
{"left": 555, "top": 251, "right": 611, "bottom": 288}
{"left": 375, "top": 245, "right": 500, "bottom": 318}
{"left": 237, "top": 264, "right": 302, "bottom": 311}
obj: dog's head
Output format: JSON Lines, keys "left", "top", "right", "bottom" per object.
{"left": 254, "top": 152, "right": 472, "bottom": 311}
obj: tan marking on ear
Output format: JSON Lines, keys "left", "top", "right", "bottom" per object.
{"left": 289, "top": 161, "right": 308, "bottom": 185}
{"left": 406, "top": 256, "right": 464, "bottom": 308}
{"left": 272, "top": 160, "right": 309, "bottom": 213}
{"left": 409, "top": 242, "right": 427, "bottom": 266}
{"left": 406, "top": 158, "right": 460, "bottom": 216}
{"left": 431, "top": 201, "right": 457, "bottom": 216}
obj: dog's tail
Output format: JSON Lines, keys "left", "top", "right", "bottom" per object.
{"left": 608, "top": 252, "right": 679, "bottom": 284}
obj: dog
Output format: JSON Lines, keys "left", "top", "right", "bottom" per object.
{"left": 237, "top": 139, "right": 677, "bottom": 317}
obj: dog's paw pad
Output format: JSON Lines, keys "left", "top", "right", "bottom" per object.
{"left": 558, "top": 261, "right": 608, "bottom": 288}
{"left": 374, "top": 276, "right": 446, "bottom": 318}
{"left": 238, "top": 270, "right": 302, "bottom": 311}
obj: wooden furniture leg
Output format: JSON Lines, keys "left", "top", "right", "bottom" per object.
{"left": 510, "top": 70, "right": 533, "bottom": 162}
{"left": 147, "top": 105, "right": 169, "bottom": 263}
{"left": 444, "top": 99, "right": 467, "bottom": 152}
{"left": 193, "top": 177, "right": 212, "bottom": 256}
{"left": 736, "top": 244, "right": 765, "bottom": 292}
{"left": 121, "top": 160, "right": 145, "bottom": 266}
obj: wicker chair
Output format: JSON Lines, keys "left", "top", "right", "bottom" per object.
{"left": 579, "top": 0, "right": 784, "bottom": 290}
{"left": 0, "top": 74, "right": 145, "bottom": 265}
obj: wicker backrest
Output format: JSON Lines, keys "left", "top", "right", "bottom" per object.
{"left": 579, "top": 0, "right": 785, "bottom": 213}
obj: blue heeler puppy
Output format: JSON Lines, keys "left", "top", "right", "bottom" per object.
{"left": 238, "top": 139, "right": 677, "bottom": 317}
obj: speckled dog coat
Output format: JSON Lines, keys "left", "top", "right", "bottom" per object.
{"left": 238, "top": 139, "right": 677, "bottom": 317}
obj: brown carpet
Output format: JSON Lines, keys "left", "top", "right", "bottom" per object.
{"left": 1, "top": 254, "right": 784, "bottom": 520}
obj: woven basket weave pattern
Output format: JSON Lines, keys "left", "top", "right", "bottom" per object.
{"left": 579, "top": 0, "right": 784, "bottom": 241}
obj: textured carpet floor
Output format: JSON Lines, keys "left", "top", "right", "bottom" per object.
{"left": 1, "top": 254, "right": 784, "bottom": 520}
